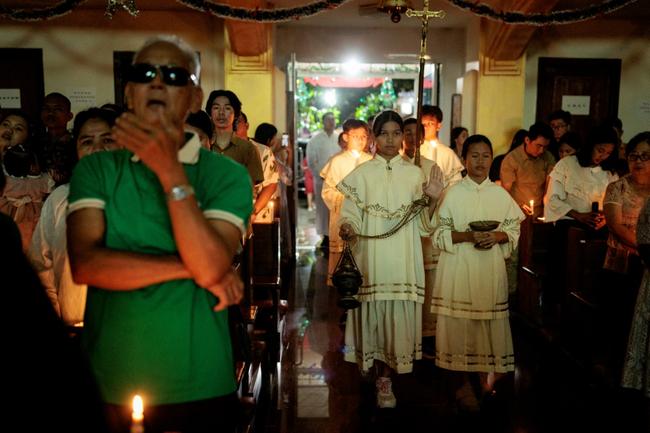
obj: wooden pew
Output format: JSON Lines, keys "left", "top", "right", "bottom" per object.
{"left": 516, "top": 217, "right": 554, "bottom": 326}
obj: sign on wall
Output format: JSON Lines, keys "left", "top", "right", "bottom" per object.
{"left": 561, "top": 95, "right": 590, "bottom": 115}
{"left": 0, "top": 88, "right": 22, "bottom": 109}
{"left": 66, "top": 87, "right": 97, "bottom": 110}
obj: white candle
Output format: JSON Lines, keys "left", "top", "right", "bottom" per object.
{"left": 131, "top": 395, "right": 144, "bottom": 433}
{"left": 529, "top": 199, "right": 534, "bottom": 214}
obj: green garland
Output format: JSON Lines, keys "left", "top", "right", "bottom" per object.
{"left": 0, "top": 0, "right": 87, "bottom": 21}
{"left": 1, "top": 0, "right": 634, "bottom": 24}
{"left": 445, "top": 0, "right": 639, "bottom": 26}
{"left": 0, "top": 0, "right": 349, "bottom": 22}
{"left": 175, "top": 0, "right": 351, "bottom": 22}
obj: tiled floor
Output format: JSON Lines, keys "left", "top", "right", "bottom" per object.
{"left": 278, "top": 204, "right": 650, "bottom": 433}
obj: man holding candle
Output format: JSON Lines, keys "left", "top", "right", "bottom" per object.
{"left": 500, "top": 122, "right": 555, "bottom": 218}
{"left": 67, "top": 36, "right": 251, "bottom": 433}
{"left": 499, "top": 122, "right": 555, "bottom": 294}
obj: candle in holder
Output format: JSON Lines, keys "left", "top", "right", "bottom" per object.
{"left": 131, "top": 395, "right": 144, "bottom": 433}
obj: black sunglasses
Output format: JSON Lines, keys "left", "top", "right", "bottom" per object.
{"left": 127, "top": 63, "right": 198, "bottom": 87}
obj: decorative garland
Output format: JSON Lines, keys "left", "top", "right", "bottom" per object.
{"left": 0, "top": 0, "right": 635, "bottom": 24}
{"left": 0, "top": 0, "right": 87, "bottom": 21}
{"left": 445, "top": 0, "right": 639, "bottom": 26}
{"left": 175, "top": 0, "right": 352, "bottom": 22}
{"left": 0, "top": 0, "right": 350, "bottom": 22}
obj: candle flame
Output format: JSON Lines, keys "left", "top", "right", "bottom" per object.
{"left": 132, "top": 395, "right": 144, "bottom": 422}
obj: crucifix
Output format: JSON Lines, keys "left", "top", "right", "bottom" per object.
{"left": 405, "top": 1, "right": 445, "bottom": 166}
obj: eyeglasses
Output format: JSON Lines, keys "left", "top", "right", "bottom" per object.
{"left": 628, "top": 153, "right": 650, "bottom": 162}
{"left": 127, "top": 63, "right": 198, "bottom": 87}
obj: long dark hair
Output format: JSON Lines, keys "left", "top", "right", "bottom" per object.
{"left": 254, "top": 123, "right": 278, "bottom": 146}
{"left": 575, "top": 125, "right": 619, "bottom": 172}
{"left": 450, "top": 126, "right": 468, "bottom": 150}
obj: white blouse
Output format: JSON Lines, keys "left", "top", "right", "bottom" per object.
{"left": 543, "top": 155, "right": 618, "bottom": 222}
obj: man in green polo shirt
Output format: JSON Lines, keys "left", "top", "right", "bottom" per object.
{"left": 67, "top": 35, "right": 252, "bottom": 433}
{"left": 205, "top": 89, "right": 264, "bottom": 185}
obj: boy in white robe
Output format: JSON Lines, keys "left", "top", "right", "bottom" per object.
{"left": 321, "top": 119, "right": 373, "bottom": 284}
{"left": 402, "top": 117, "right": 460, "bottom": 356}
{"left": 418, "top": 105, "right": 464, "bottom": 186}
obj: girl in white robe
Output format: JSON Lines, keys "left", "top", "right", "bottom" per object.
{"left": 432, "top": 134, "right": 525, "bottom": 409}
{"left": 338, "top": 110, "right": 443, "bottom": 408}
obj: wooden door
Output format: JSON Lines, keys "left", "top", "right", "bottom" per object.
{"left": 536, "top": 57, "right": 621, "bottom": 141}
{"left": 0, "top": 48, "right": 44, "bottom": 120}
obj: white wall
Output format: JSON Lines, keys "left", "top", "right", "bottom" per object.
{"left": 524, "top": 20, "right": 650, "bottom": 142}
{"left": 0, "top": 10, "right": 225, "bottom": 115}
{"left": 275, "top": 25, "right": 467, "bottom": 144}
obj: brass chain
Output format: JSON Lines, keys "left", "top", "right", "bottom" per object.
{"left": 355, "top": 196, "right": 430, "bottom": 240}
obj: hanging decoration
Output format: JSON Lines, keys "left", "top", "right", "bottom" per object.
{"left": 175, "top": 0, "right": 351, "bottom": 22}
{"left": 1, "top": 0, "right": 635, "bottom": 24}
{"left": 445, "top": 0, "right": 639, "bottom": 26}
{"left": 105, "top": 0, "right": 139, "bottom": 18}
{"left": 0, "top": 0, "right": 87, "bottom": 21}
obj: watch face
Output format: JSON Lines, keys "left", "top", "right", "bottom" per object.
{"left": 169, "top": 185, "right": 194, "bottom": 201}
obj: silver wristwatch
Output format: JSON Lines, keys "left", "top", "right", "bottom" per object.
{"left": 167, "top": 184, "right": 195, "bottom": 201}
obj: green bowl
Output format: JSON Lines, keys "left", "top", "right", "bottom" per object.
{"left": 469, "top": 220, "right": 500, "bottom": 232}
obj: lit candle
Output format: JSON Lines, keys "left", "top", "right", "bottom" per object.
{"left": 131, "top": 395, "right": 144, "bottom": 433}
{"left": 529, "top": 199, "right": 534, "bottom": 215}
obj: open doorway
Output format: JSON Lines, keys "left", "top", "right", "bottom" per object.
{"left": 292, "top": 61, "right": 440, "bottom": 251}
{"left": 286, "top": 59, "right": 440, "bottom": 427}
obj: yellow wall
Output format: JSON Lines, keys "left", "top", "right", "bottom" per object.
{"left": 273, "top": 66, "right": 287, "bottom": 133}
{"left": 475, "top": 55, "right": 526, "bottom": 155}
{"left": 224, "top": 30, "right": 275, "bottom": 135}
{"left": 0, "top": 10, "right": 225, "bottom": 114}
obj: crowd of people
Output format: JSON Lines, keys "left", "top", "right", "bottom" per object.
{"left": 308, "top": 104, "right": 650, "bottom": 413}
{"left": 1, "top": 33, "right": 649, "bottom": 432}
{"left": 1, "top": 35, "right": 288, "bottom": 433}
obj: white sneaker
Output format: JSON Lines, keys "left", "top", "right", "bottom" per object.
{"left": 376, "top": 377, "right": 397, "bottom": 408}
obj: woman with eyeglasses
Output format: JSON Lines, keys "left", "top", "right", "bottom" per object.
{"left": 601, "top": 132, "right": 650, "bottom": 378}
{"left": 622, "top": 178, "right": 650, "bottom": 400}
{"left": 604, "top": 132, "right": 650, "bottom": 272}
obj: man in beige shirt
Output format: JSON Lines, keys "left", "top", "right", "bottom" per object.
{"left": 500, "top": 122, "right": 555, "bottom": 296}
{"left": 205, "top": 89, "right": 263, "bottom": 186}
{"left": 500, "top": 122, "right": 555, "bottom": 218}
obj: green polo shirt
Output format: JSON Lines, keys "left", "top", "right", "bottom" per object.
{"left": 68, "top": 135, "right": 252, "bottom": 405}
{"left": 211, "top": 134, "right": 264, "bottom": 185}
